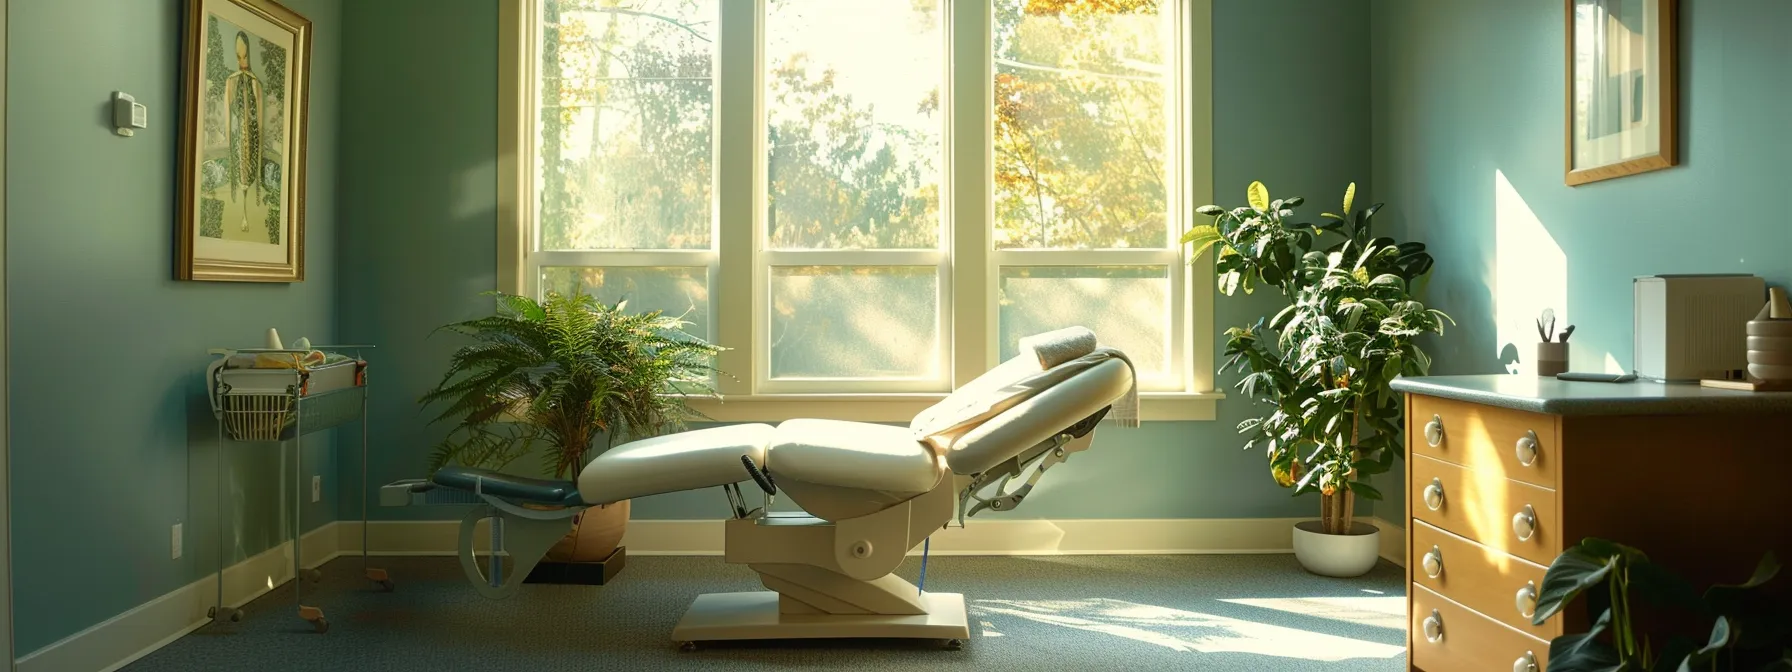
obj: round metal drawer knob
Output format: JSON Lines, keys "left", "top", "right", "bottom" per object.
{"left": 1516, "top": 581, "right": 1538, "bottom": 618}
{"left": 1514, "top": 651, "right": 1538, "bottom": 672}
{"left": 1512, "top": 505, "right": 1538, "bottom": 542}
{"left": 1516, "top": 430, "right": 1540, "bottom": 467}
{"left": 1422, "top": 546, "right": 1444, "bottom": 579}
{"left": 1422, "top": 609, "right": 1445, "bottom": 643}
{"left": 1423, "top": 478, "right": 1446, "bottom": 511}
{"left": 1424, "top": 415, "right": 1445, "bottom": 447}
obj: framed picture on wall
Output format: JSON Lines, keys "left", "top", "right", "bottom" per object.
{"left": 1565, "top": 0, "right": 1677, "bottom": 186}
{"left": 175, "top": 0, "right": 311, "bottom": 281}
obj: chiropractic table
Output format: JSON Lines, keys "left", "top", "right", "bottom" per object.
{"left": 382, "top": 331, "right": 1133, "bottom": 649}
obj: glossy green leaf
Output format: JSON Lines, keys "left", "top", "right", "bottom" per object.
{"left": 1676, "top": 616, "right": 1732, "bottom": 672}
{"left": 1247, "top": 181, "right": 1270, "bottom": 211}
{"left": 1548, "top": 609, "right": 1627, "bottom": 672}
{"left": 1534, "top": 542, "right": 1621, "bottom": 625}
{"left": 1181, "top": 224, "right": 1226, "bottom": 259}
{"left": 1629, "top": 559, "right": 1703, "bottom": 614}
{"left": 1345, "top": 479, "right": 1381, "bottom": 500}
{"left": 1705, "top": 552, "right": 1781, "bottom": 615}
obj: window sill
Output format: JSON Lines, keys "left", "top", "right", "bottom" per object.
{"left": 684, "top": 391, "right": 1224, "bottom": 423}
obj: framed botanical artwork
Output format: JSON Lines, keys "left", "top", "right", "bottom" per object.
{"left": 1565, "top": 0, "right": 1677, "bottom": 186}
{"left": 176, "top": 0, "right": 311, "bottom": 281}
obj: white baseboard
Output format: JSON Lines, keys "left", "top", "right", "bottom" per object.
{"left": 17, "top": 523, "right": 343, "bottom": 672}
{"left": 1372, "top": 516, "right": 1406, "bottom": 568}
{"left": 17, "top": 515, "right": 1338, "bottom": 672}
{"left": 342, "top": 517, "right": 1315, "bottom": 557}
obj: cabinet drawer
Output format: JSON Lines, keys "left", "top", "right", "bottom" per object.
{"left": 1411, "top": 584, "right": 1550, "bottom": 672}
{"left": 1411, "top": 454, "right": 1560, "bottom": 566}
{"left": 1412, "top": 520, "right": 1558, "bottom": 640}
{"left": 1410, "top": 396, "right": 1558, "bottom": 489}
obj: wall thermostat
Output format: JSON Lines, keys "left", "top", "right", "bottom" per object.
{"left": 113, "top": 91, "right": 148, "bottom": 137}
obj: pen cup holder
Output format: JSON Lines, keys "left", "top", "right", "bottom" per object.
{"left": 1536, "top": 342, "right": 1569, "bottom": 377}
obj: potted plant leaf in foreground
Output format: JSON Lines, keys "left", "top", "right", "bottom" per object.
{"left": 1530, "top": 538, "right": 1791, "bottom": 671}
{"left": 419, "top": 289, "right": 723, "bottom": 570}
{"left": 1186, "top": 181, "right": 1450, "bottom": 577}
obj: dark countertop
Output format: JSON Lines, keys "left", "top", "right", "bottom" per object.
{"left": 1389, "top": 374, "right": 1792, "bottom": 416}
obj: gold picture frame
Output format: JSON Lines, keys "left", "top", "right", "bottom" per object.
{"left": 1564, "top": 0, "right": 1677, "bottom": 186}
{"left": 176, "top": 0, "right": 311, "bottom": 281}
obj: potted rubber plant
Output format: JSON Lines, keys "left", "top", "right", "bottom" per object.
{"left": 419, "top": 289, "right": 723, "bottom": 564}
{"left": 1185, "top": 181, "right": 1451, "bottom": 577}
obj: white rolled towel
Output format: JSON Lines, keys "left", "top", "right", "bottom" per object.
{"left": 1020, "top": 326, "right": 1098, "bottom": 370}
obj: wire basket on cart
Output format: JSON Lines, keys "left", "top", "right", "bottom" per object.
{"left": 209, "top": 354, "right": 368, "bottom": 442}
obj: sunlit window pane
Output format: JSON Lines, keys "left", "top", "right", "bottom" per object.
{"left": 537, "top": 0, "right": 716, "bottom": 251}
{"left": 770, "top": 266, "right": 939, "bottom": 379}
{"left": 993, "top": 0, "right": 1168, "bottom": 250}
{"left": 765, "top": 0, "right": 943, "bottom": 250}
{"left": 998, "top": 266, "right": 1169, "bottom": 376}
{"left": 540, "top": 266, "right": 711, "bottom": 340}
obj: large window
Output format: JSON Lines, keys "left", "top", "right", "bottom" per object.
{"left": 503, "top": 0, "right": 1215, "bottom": 419}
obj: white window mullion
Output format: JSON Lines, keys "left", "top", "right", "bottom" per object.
{"left": 950, "top": 0, "right": 993, "bottom": 388}
{"left": 716, "top": 0, "right": 761, "bottom": 397}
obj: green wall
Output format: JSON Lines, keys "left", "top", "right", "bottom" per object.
{"left": 338, "top": 0, "right": 1371, "bottom": 522}
{"left": 5, "top": 0, "right": 343, "bottom": 655}
{"left": 1368, "top": 0, "right": 1792, "bottom": 515}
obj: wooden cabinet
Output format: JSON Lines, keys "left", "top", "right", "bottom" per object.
{"left": 1396, "top": 376, "right": 1792, "bottom": 672}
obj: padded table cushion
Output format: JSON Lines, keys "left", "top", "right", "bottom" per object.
{"left": 579, "top": 423, "right": 776, "bottom": 505}
{"left": 768, "top": 419, "right": 942, "bottom": 495}
{"left": 431, "top": 466, "right": 585, "bottom": 508}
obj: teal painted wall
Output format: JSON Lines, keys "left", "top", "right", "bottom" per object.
{"left": 1368, "top": 0, "right": 1792, "bottom": 516}
{"left": 6, "top": 0, "right": 343, "bottom": 655}
{"left": 339, "top": 0, "right": 1371, "bottom": 523}
{"left": 337, "top": 0, "right": 500, "bottom": 523}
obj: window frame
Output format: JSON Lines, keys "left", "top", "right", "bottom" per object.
{"left": 498, "top": 0, "right": 1220, "bottom": 422}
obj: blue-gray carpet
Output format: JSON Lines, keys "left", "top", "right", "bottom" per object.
{"left": 125, "top": 554, "right": 1409, "bottom": 671}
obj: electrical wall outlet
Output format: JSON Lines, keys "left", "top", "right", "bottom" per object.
{"left": 311, "top": 475, "right": 322, "bottom": 503}
{"left": 172, "top": 523, "right": 183, "bottom": 560}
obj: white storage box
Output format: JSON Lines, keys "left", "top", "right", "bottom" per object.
{"left": 1633, "top": 274, "right": 1765, "bottom": 382}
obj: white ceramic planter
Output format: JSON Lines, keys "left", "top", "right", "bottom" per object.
{"left": 1292, "top": 520, "right": 1381, "bottom": 577}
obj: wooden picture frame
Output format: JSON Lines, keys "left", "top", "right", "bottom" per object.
{"left": 176, "top": 0, "right": 311, "bottom": 281}
{"left": 1564, "top": 0, "right": 1676, "bottom": 186}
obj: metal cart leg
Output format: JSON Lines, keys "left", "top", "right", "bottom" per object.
{"left": 208, "top": 413, "right": 241, "bottom": 625}
{"left": 295, "top": 417, "right": 327, "bottom": 633}
{"left": 363, "top": 391, "right": 392, "bottom": 592}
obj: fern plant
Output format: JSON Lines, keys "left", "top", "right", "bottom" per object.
{"left": 419, "top": 289, "right": 724, "bottom": 480}
{"left": 1185, "top": 181, "right": 1451, "bottom": 536}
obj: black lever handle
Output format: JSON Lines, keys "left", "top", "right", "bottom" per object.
{"left": 741, "top": 455, "right": 777, "bottom": 495}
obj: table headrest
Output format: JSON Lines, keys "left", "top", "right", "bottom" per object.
{"left": 943, "top": 357, "right": 1133, "bottom": 475}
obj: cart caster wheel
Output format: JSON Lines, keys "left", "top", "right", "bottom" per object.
{"left": 313, "top": 618, "right": 329, "bottom": 634}
{"left": 373, "top": 578, "right": 395, "bottom": 592}
{"left": 306, "top": 569, "right": 323, "bottom": 583}
{"left": 944, "top": 639, "right": 964, "bottom": 651}
{"left": 678, "top": 641, "right": 698, "bottom": 653}
{"left": 230, "top": 611, "right": 242, "bottom": 623}
{"left": 207, "top": 607, "right": 215, "bottom": 618}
